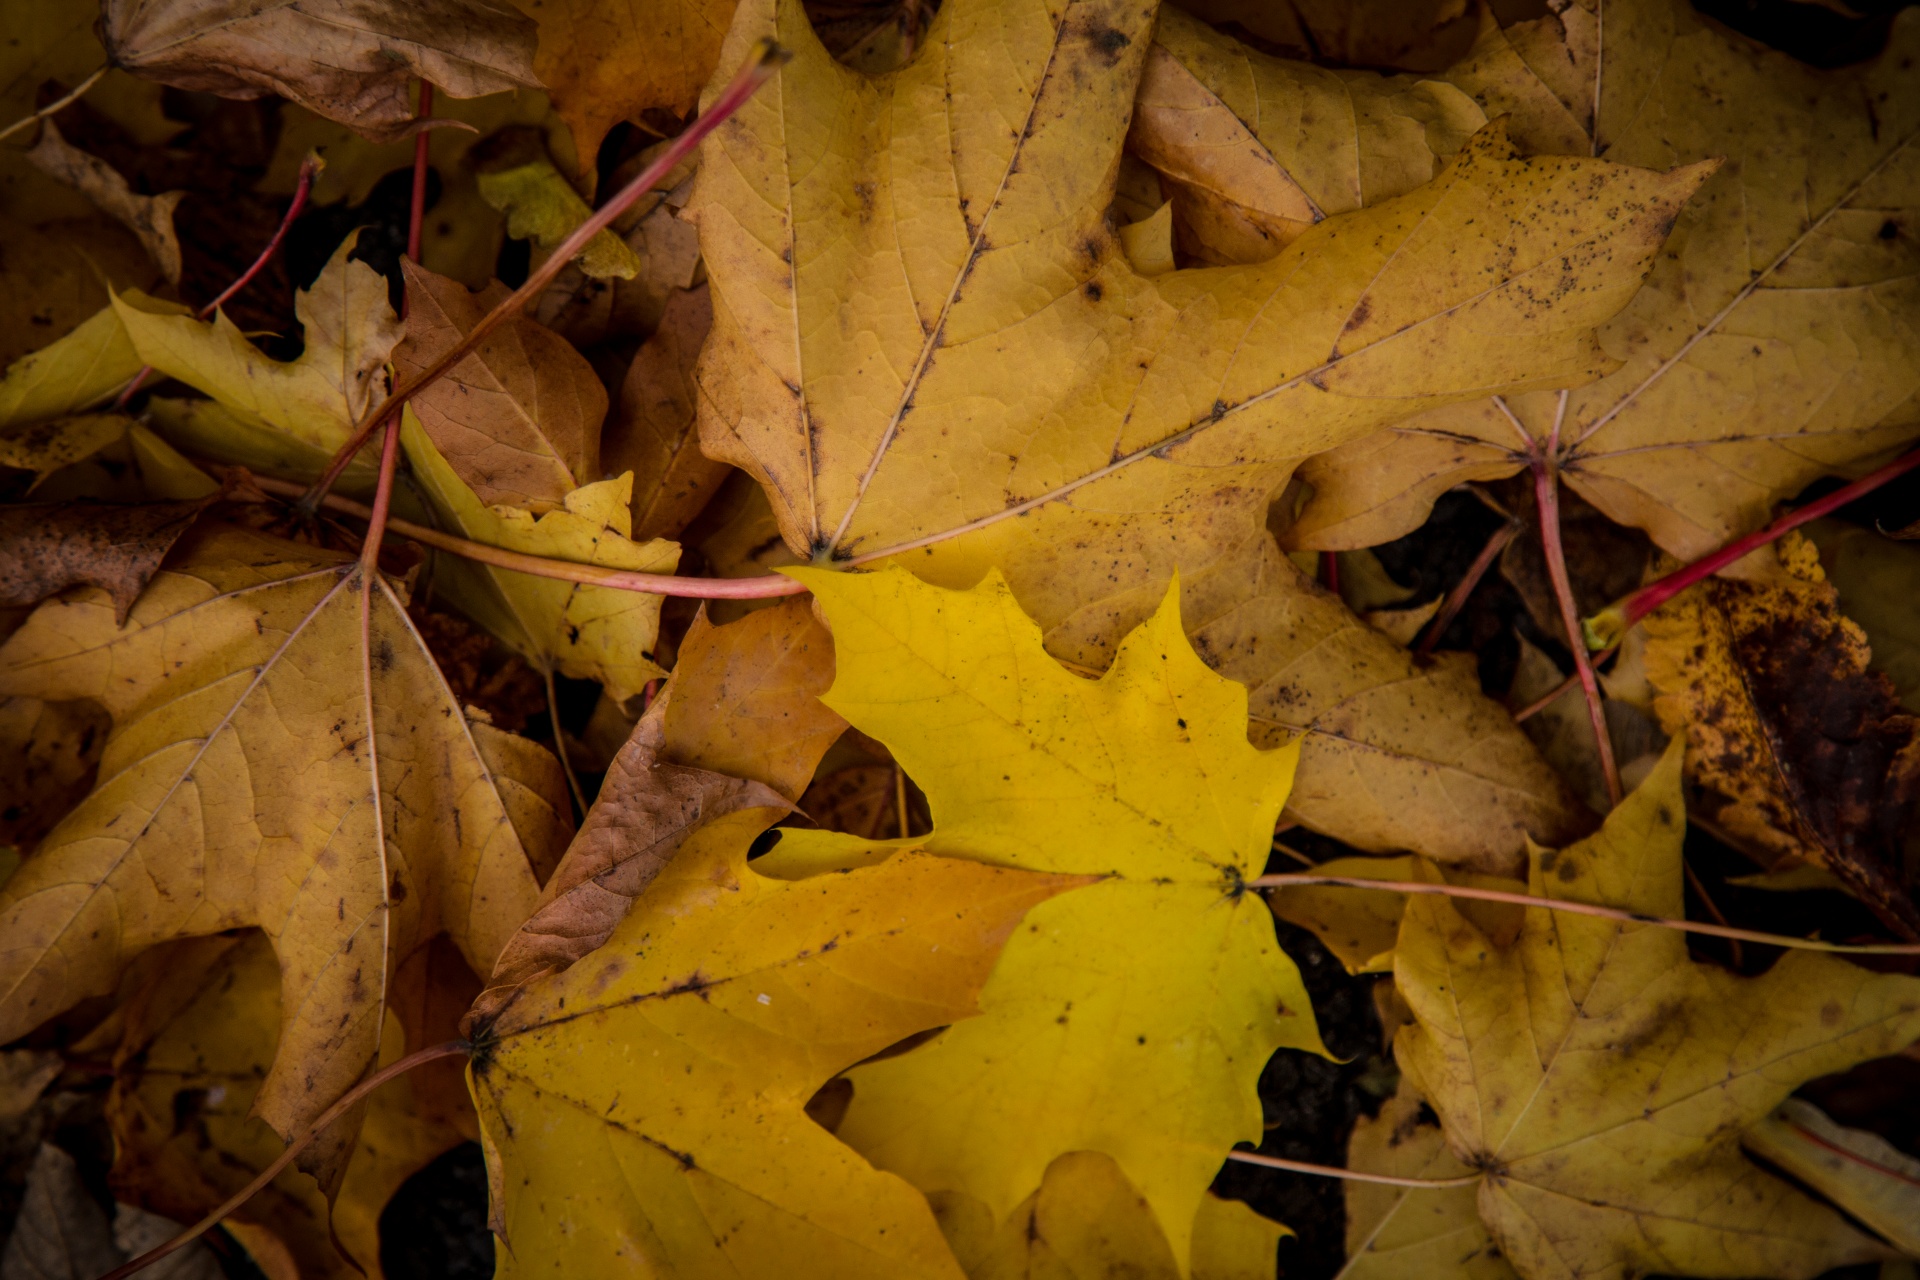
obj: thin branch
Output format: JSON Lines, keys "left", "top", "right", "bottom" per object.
{"left": 302, "top": 41, "right": 791, "bottom": 512}
{"left": 1534, "top": 453, "right": 1621, "bottom": 806}
{"left": 0, "top": 65, "right": 106, "bottom": 144}
{"left": 894, "top": 763, "right": 910, "bottom": 840}
{"left": 98, "top": 1042, "right": 468, "bottom": 1280}
{"left": 1249, "top": 874, "right": 1920, "bottom": 955}
{"left": 1511, "top": 643, "right": 1617, "bottom": 723}
{"left": 408, "top": 83, "right": 435, "bottom": 262}
{"left": 1224, "top": 1150, "right": 1480, "bottom": 1188}
{"left": 1415, "top": 518, "right": 1519, "bottom": 656}
{"left": 1682, "top": 859, "right": 1743, "bottom": 968}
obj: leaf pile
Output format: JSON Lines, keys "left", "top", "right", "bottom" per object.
{"left": 1, "top": 0, "right": 1918, "bottom": 1277}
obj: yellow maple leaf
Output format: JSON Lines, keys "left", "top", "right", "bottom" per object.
{"left": 0, "top": 525, "right": 562, "bottom": 1141}
{"left": 690, "top": 0, "right": 1707, "bottom": 658}
{"left": 0, "top": 293, "right": 185, "bottom": 432}
{"left": 467, "top": 810, "right": 1085, "bottom": 1278}
{"left": 771, "top": 566, "right": 1318, "bottom": 1271}
{"left": 1291, "top": 0, "right": 1920, "bottom": 566}
{"left": 1394, "top": 740, "right": 1920, "bottom": 1280}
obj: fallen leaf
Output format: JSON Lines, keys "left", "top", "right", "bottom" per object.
{"left": 691, "top": 0, "right": 1708, "bottom": 659}
{"left": 395, "top": 259, "right": 606, "bottom": 512}
{"left": 799, "top": 762, "right": 905, "bottom": 838}
{"left": 1169, "top": 0, "right": 1482, "bottom": 72}
{"left": 1394, "top": 739, "right": 1920, "bottom": 1280}
{"left": 468, "top": 810, "right": 1085, "bottom": 1278}
{"left": 26, "top": 120, "right": 184, "bottom": 284}
{"left": 2, "top": 1144, "right": 131, "bottom": 1280}
{"left": 1131, "top": 8, "right": 1486, "bottom": 263}
{"left": 1290, "top": 0, "right": 1920, "bottom": 568}
{"left": 1181, "top": 535, "right": 1589, "bottom": 866}
{"left": 1507, "top": 634, "right": 1666, "bottom": 818}
{"left": 1806, "top": 517, "right": 1920, "bottom": 711}
{"left": 522, "top": 0, "right": 739, "bottom": 171}
{"left": 1342, "top": 1079, "right": 1515, "bottom": 1280}
{"left": 0, "top": 1051, "right": 61, "bottom": 1127}
{"left": 27, "top": 422, "right": 218, "bottom": 505}
{"left": 401, "top": 412, "right": 679, "bottom": 703}
{"left": 603, "top": 283, "right": 732, "bottom": 541}
{"left": 470, "top": 128, "right": 644, "bottom": 278}
{"left": 1642, "top": 534, "right": 1920, "bottom": 934}
{"left": 0, "top": 216, "right": 162, "bottom": 370}
{"left": 109, "top": 1205, "right": 222, "bottom": 1280}
{"left": 99, "top": 0, "right": 541, "bottom": 143}
{"left": 1742, "top": 1098, "right": 1920, "bottom": 1257}
{"left": 777, "top": 567, "right": 1320, "bottom": 1270}
{"left": 660, "top": 598, "right": 846, "bottom": 801}
{"left": 0, "top": 417, "right": 135, "bottom": 481}
{"left": 1267, "top": 854, "right": 1422, "bottom": 974}
{"left": 0, "top": 294, "right": 187, "bottom": 433}
{"left": 0, "top": 498, "right": 209, "bottom": 622}
{"left": 0, "top": 524, "right": 555, "bottom": 1142}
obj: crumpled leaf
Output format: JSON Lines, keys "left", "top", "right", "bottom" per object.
{"left": 1290, "top": 0, "right": 1920, "bottom": 568}
{"left": 1742, "top": 1098, "right": 1920, "bottom": 1257}
{"left": 26, "top": 120, "right": 184, "bottom": 284}
{"left": 777, "top": 567, "right": 1321, "bottom": 1270}
{"left": 1342, "top": 1079, "right": 1515, "bottom": 1280}
{"left": 401, "top": 412, "right": 679, "bottom": 703}
{"left": 106, "top": 932, "right": 485, "bottom": 1279}
{"left": 0, "top": 524, "right": 554, "bottom": 1143}
{"left": 1643, "top": 534, "right": 1920, "bottom": 935}
{"left": 1181, "top": 534, "right": 1589, "bottom": 866}
{"left": 1131, "top": 7, "right": 1486, "bottom": 264}
{"left": 691, "top": 0, "right": 1709, "bottom": 660}
{"left": 98, "top": 0, "right": 541, "bottom": 144}
{"left": 468, "top": 810, "right": 1086, "bottom": 1278}
{"left": 111, "top": 234, "right": 401, "bottom": 460}
{"left": 929, "top": 1149, "right": 1288, "bottom": 1280}
{"left": 603, "top": 283, "right": 732, "bottom": 540}
{"left": 1394, "top": 740, "right": 1920, "bottom": 1280}
{"left": 521, "top": 0, "right": 739, "bottom": 170}
{"left": 471, "top": 128, "right": 644, "bottom": 279}
{"left": 0, "top": 499, "right": 209, "bottom": 623}
{"left": 395, "top": 259, "right": 606, "bottom": 512}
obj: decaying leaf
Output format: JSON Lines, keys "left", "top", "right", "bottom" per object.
{"left": 98, "top": 0, "right": 541, "bottom": 143}
{"left": 1806, "top": 517, "right": 1920, "bottom": 712}
{"left": 1395, "top": 740, "right": 1920, "bottom": 1280}
{"left": 1742, "top": 1098, "right": 1920, "bottom": 1257}
{"left": 771, "top": 568, "right": 1320, "bottom": 1270}
{"left": 4, "top": 1144, "right": 128, "bottom": 1280}
{"left": 1131, "top": 7, "right": 1486, "bottom": 264}
{"left": 1643, "top": 535, "right": 1920, "bottom": 935}
{"left": 396, "top": 259, "right": 606, "bottom": 512}
{"left": 1291, "top": 0, "right": 1920, "bottom": 567}
{"left": 0, "top": 525, "right": 559, "bottom": 1142}
{"left": 1170, "top": 0, "right": 1482, "bottom": 73}
{"left": 1342, "top": 1080, "right": 1515, "bottom": 1280}
{"left": 468, "top": 811, "right": 1085, "bottom": 1278}
{"left": 691, "top": 0, "right": 1709, "bottom": 659}
{"left": 25, "top": 120, "right": 184, "bottom": 284}
{"left": 0, "top": 498, "right": 209, "bottom": 622}
{"left": 603, "top": 283, "right": 732, "bottom": 541}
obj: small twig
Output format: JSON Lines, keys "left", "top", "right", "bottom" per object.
{"left": 96, "top": 1042, "right": 467, "bottom": 1280}
{"left": 1224, "top": 1150, "right": 1480, "bottom": 1188}
{"left": 1414, "top": 518, "right": 1519, "bottom": 656}
{"left": 546, "top": 666, "right": 589, "bottom": 820}
{"left": 1270, "top": 840, "right": 1316, "bottom": 869}
{"left": 302, "top": 40, "right": 791, "bottom": 513}
{"left": 1682, "top": 859, "right": 1744, "bottom": 968}
{"left": 1586, "top": 443, "right": 1920, "bottom": 650}
{"left": 1318, "top": 550, "right": 1341, "bottom": 594}
{"left": 1511, "top": 643, "right": 1617, "bottom": 724}
{"left": 244, "top": 474, "right": 808, "bottom": 598}
{"left": 894, "top": 763, "right": 910, "bottom": 839}
{"left": 408, "top": 83, "right": 435, "bottom": 262}
{"left": 113, "top": 151, "right": 323, "bottom": 410}
{"left": 0, "top": 65, "right": 106, "bottom": 144}
{"left": 1249, "top": 874, "right": 1920, "bottom": 955}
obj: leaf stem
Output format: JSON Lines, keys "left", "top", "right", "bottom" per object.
{"left": 1250, "top": 874, "right": 1920, "bottom": 955}
{"left": 408, "top": 84, "right": 434, "bottom": 262}
{"left": 1584, "top": 443, "right": 1920, "bottom": 650}
{"left": 245, "top": 474, "right": 809, "bottom": 599}
{"left": 1510, "top": 645, "right": 1617, "bottom": 724}
{"left": 1533, "top": 448, "right": 1621, "bottom": 806}
{"left": 300, "top": 40, "right": 791, "bottom": 514}
{"left": 1415, "top": 517, "right": 1519, "bottom": 657}
{"left": 0, "top": 65, "right": 106, "bottom": 144}
{"left": 96, "top": 1042, "right": 468, "bottom": 1280}
{"left": 113, "top": 151, "right": 323, "bottom": 410}
{"left": 357, "top": 414, "right": 404, "bottom": 573}
{"left": 1224, "top": 1150, "right": 1480, "bottom": 1188}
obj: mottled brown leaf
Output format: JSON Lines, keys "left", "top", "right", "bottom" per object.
{"left": 0, "top": 498, "right": 210, "bottom": 623}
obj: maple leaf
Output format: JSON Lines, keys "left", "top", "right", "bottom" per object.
{"left": 765, "top": 567, "right": 1319, "bottom": 1270}
{"left": 1393, "top": 740, "right": 1920, "bottom": 1280}
{"left": 1171, "top": 0, "right": 1483, "bottom": 73}
{"left": 98, "top": 0, "right": 541, "bottom": 143}
{"left": 1642, "top": 534, "right": 1920, "bottom": 934}
{"left": 689, "top": 0, "right": 1708, "bottom": 661}
{"left": 1131, "top": 7, "right": 1487, "bottom": 264}
{"left": 0, "top": 294, "right": 187, "bottom": 433}
{"left": 470, "top": 128, "right": 645, "bottom": 279}
{"left": 0, "top": 524, "right": 563, "bottom": 1142}
{"left": 1289, "top": 0, "right": 1920, "bottom": 566}
{"left": 467, "top": 809, "right": 1085, "bottom": 1278}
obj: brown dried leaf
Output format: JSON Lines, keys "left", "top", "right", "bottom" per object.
{"left": 604, "top": 284, "right": 732, "bottom": 541}
{"left": 2, "top": 1144, "right": 127, "bottom": 1280}
{"left": 99, "top": 0, "right": 540, "bottom": 144}
{"left": 24, "top": 121, "right": 184, "bottom": 285}
{"left": 395, "top": 260, "right": 606, "bottom": 512}
{"left": 1643, "top": 535, "right": 1920, "bottom": 936}
{"left": 0, "top": 498, "right": 210, "bottom": 623}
